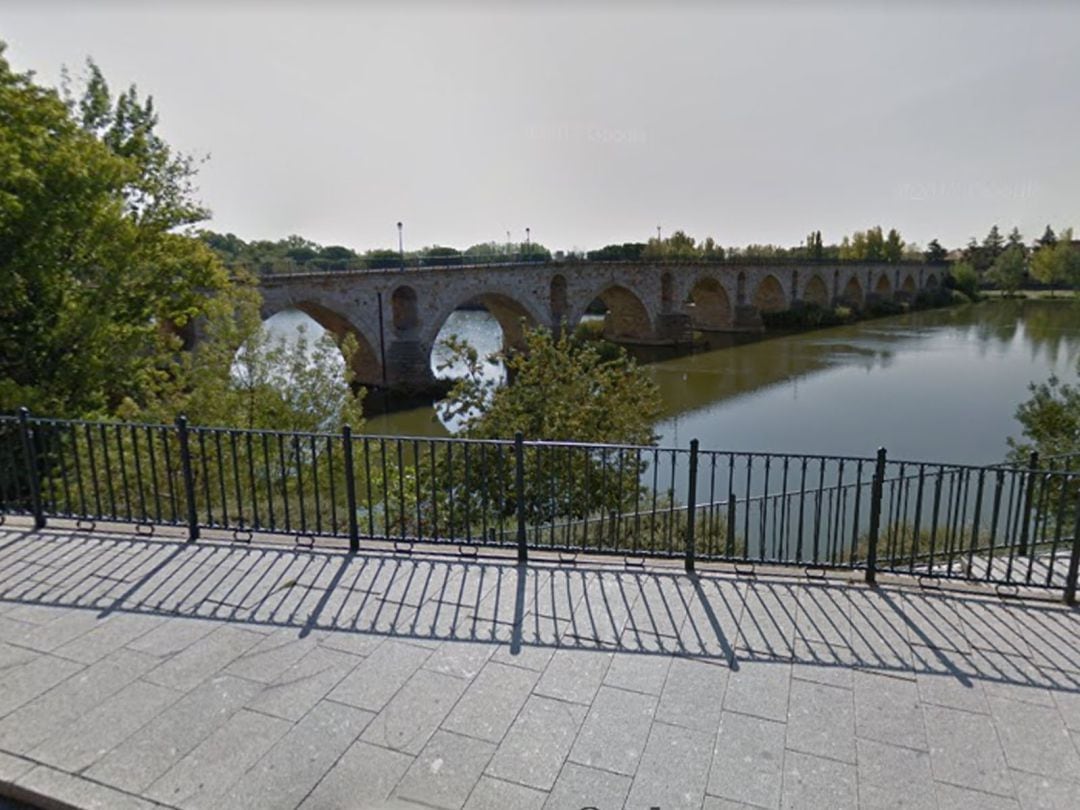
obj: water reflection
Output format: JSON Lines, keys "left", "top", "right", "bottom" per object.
{"left": 270, "top": 300, "right": 1080, "bottom": 465}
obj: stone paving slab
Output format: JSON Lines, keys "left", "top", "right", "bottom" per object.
{"left": 0, "top": 526, "right": 1078, "bottom": 809}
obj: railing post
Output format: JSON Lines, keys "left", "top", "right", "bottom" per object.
{"left": 17, "top": 408, "right": 45, "bottom": 529}
{"left": 342, "top": 425, "right": 359, "bottom": 552}
{"left": 1018, "top": 451, "right": 1039, "bottom": 557}
{"left": 865, "top": 447, "right": 887, "bottom": 585}
{"left": 176, "top": 415, "right": 199, "bottom": 542}
{"left": 685, "top": 439, "right": 699, "bottom": 574}
{"left": 514, "top": 432, "right": 527, "bottom": 563}
{"left": 1064, "top": 488, "right": 1080, "bottom": 605}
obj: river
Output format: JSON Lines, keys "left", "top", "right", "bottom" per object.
{"left": 263, "top": 299, "right": 1080, "bottom": 465}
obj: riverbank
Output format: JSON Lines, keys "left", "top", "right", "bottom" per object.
{"left": 982, "top": 287, "right": 1079, "bottom": 300}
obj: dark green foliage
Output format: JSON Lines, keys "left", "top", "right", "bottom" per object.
{"left": 949, "top": 261, "right": 980, "bottom": 301}
{"left": 912, "top": 286, "right": 961, "bottom": 309}
{"left": 988, "top": 244, "right": 1027, "bottom": 295}
{"left": 0, "top": 45, "right": 239, "bottom": 416}
{"left": 1037, "top": 225, "right": 1058, "bottom": 249}
{"left": 865, "top": 299, "right": 905, "bottom": 318}
{"left": 587, "top": 243, "right": 647, "bottom": 261}
{"left": 760, "top": 304, "right": 853, "bottom": 329}
{"left": 924, "top": 239, "right": 948, "bottom": 264}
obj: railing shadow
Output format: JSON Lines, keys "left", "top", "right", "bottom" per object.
{"left": 0, "top": 526, "right": 1078, "bottom": 697}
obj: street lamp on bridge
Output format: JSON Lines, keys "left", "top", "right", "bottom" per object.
{"left": 397, "top": 221, "right": 404, "bottom": 268}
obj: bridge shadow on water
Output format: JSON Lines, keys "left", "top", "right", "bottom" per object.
{"left": 0, "top": 525, "right": 1078, "bottom": 699}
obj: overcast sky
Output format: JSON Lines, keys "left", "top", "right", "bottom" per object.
{"left": 5, "top": 2, "right": 1078, "bottom": 253}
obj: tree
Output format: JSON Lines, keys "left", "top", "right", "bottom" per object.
{"left": 1007, "top": 227, "right": 1025, "bottom": 251}
{"left": 988, "top": 243, "right": 1026, "bottom": 295}
{"left": 924, "top": 239, "right": 948, "bottom": 264}
{"left": 883, "top": 228, "right": 904, "bottom": 263}
{"left": 437, "top": 327, "right": 662, "bottom": 528}
{"left": 864, "top": 227, "right": 885, "bottom": 261}
{"left": 1037, "top": 225, "right": 1058, "bottom": 249}
{"left": 701, "top": 236, "right": 724, "bottom": 260}
{"left": 665, "top": 230, "right": 698, "bottom": 259}
{"left": 0, "top": 45, "right": 238, "bottom": 416}
{"left": 1007, "top": 359, "right": 1079, "bottom": 464}
{"left": 982, "top": 225, "right": 1005, "bottom": 262}
{"left": 587, "top": 243, "right": 646, "bottom": 261}
{"left": 1030, "top": 227, "right": 1080, "bottom": 294}
{"left": 444, "top": 327, "right": 660, "bottom": 444}
{"left": 950, "top": 261, "right": 979, "bottom": 300}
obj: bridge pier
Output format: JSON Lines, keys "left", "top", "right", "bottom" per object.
{"left": 656, "top": 312, "right": 694, "bottom": 344}
{"left": 733, "top": 304, "right": 765, "bottom": 331}
{"left": 384, "top": 340, "right": 437, "bottom": 393}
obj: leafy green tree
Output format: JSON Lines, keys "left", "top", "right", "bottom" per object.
{"left": 924, "top": 239, "right": 948, "bottom": 264}
{"left": 1030, "top": 240, "right": 1065, "bottom": 291}
{"left": 1007, "top": 227, "right": 1025, "bottom": 251}
{"left": 982, "top": 225, "right": 1004, "bottom": 261}
{"left": 365, "top": 249, "right": 403, "bottom": 268}
{"left": 883, "top": 228, "right": 904, "bottom": 263}
{"left": 0, "top": 45, "right": 237, "bottom": 416}
{"left": 988, "top": 243, "right": 1026, "bottom": 295}
{"left": 444, "top": 327, "right": 660, "bottom": 444}
{"left": 701, "top": 236, "right": 725, "bottom": 260}
{"left": 319, "top": 245, "right": 356, "bottom": 262}
{"left": 1030, "top": 227, "right": 1080, "bottom": 294}
{"left": 949, "top": 261, "right": 979, "bottom": 300}
{"left": 438, "top": 327, "right": 662, "bottom": 527}
{"left": 1008, "top": 359, "right": 1079, "bottom": 464}
{"left": 864, "top": 226, "right": 885, "bottom": 261}
{"left": 131, "top": 298, "right": 366, "bottom": 432}
{"left": 665, "top": 230, "right": 698, "bottom": 259}
{"left": 587, "top": 243, "right": 646, "bottom": 261}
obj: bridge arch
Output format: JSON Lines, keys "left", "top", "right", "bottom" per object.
{"left": 840, "top": 275, "right": 864, "bottom": 307}
{"left": 591, "top": 284, "right": 654, "bottom": 342}
{"left": 426, "top": 288, "right": 545, "bottom": 364}
{"left": 753, "top": 274, "right": 787, "bottom": 313}
{"left": 688, "top": 277, "right": 733, "bottom": 331}
{"left": 803, "top": 276, "right": 825, "bottom": 306}
{"left": 265, "top": 300, "right": 383, "bottom": 386}
{"left": 874, "top": 273, "right": 892, "bottom": 297}
{"left": 900, "top": 274, "right": 917, "bottom": 297}
{"left": 803, "top": 274, "right": 829, "bottom": 307}
{"left": 925, "top": 273, "right": 939, "bottom": 288}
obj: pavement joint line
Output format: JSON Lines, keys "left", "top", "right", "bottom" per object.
{"left": 0, "top": 755, "right": 183, "bottom": 810}
{"left": 933, "top": 774, "right": 1018, "bottom": 801}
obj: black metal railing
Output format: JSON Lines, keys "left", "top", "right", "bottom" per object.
{"left": 2, "top": 409, "right": 1078, "bottom": 602}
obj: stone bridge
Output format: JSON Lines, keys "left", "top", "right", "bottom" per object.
{"left": 256, "top": 261, "right": 943, "bottom": 392}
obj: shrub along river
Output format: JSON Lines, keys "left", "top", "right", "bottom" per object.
{"left": 265, "top": 298, "right": 1080, "bottom": 465}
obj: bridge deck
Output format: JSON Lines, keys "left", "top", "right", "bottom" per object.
{"left": 0, "top": 524, "right": 1077, "bottom": 809}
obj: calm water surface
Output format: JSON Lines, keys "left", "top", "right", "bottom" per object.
{"left": 267, "top": 300, "right": 1080, "bottom": 466}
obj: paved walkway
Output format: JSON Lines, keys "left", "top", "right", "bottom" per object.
{"left": 0, "top": 526, "right": 1078, "bottom": 809}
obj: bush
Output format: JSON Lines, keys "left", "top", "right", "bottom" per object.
{"left": 950, "top": 289, "right": 973, "bottom": 305}
{"left": 866, "top": 299, "right": 905, "bottom": 318}
{"left": 912, "top": 287, "right": 954, "bottom": 310}
{"left": 572, "top": 320, "right": 606, "bottom": 342}
{"left": 949, "top": 261, "right": 980, "bottom": 301}
{"left": 761, "top": 303, "right": 852, "bottom": 329}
